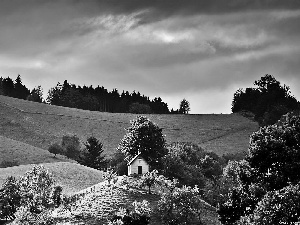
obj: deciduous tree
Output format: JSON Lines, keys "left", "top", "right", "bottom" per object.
{"left": 179, "top": 98, "right": 190, "bottom": 114}
{"left": 117, "top": 116, "right": 167, "bottom": 170}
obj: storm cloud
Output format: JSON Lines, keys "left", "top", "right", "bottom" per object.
{"left": 0, "top": 0, "right": 300, "bottom": 113}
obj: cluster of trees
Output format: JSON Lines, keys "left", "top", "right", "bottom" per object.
{"left": 0, "top": 75, "right": 191, "bottom": 115}
{"left": 48, "top": 135, "right": 107, "bottom": 170}
{"left": 0, "top": 166, "right": 62, "bottom": 223}
{"left": 217, "top": 113, "right": 300, "bottom": 224}
{"left": 112, "top": 116, "right": 231, "bottom": 202}
{"left": 0, "top": 75, "right": 43, "bottom": 103}
{"left": 46, "top": 80, "right": 170, "bottom": 114}
{"left": 232, "top": 74, "right": 299, "bottom": 126}
{"left": 112, "top": 113, "right": 300, "bottom": 224}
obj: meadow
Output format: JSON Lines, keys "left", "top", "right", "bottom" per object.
{"left": 0, "top": 95, "right": 258, "bottom": 159}
{"left": 0, "top": 95, "right": 258, "bottom": 224}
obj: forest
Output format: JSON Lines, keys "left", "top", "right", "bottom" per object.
{"left": 0, "top": 75, "right": 173, "bottom": 114}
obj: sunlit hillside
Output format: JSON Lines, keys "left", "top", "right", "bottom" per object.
{"left": 0, "top": 162, "right": 104, "bottom": 194}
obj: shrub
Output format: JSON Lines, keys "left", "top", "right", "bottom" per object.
{"left": 238, "top": 184, "right": 300, "bottom": 225}
{"left": 108, "top": 200, "right": 151, "bottom": 225}
{"left": 18, "top": 165, "right": 55, "bottom": 212}
{"left": 61, "top": 135, "right": 80, "bottom": 150}
{"left": 1, "top": 166, "right": 59, "bottom": 222}
{"left": 65, "top": 145, "right": 81, "bottom": 161}
{"left": 48, "top": 143, "right": 63, "bottom": 157}
{"left": 109, "top": 151, "right": 128, "bottom": 175}
{"left": 0, "top": 176, "right": 21, "bottom": 220}
{"left": 61, "top": 135, "right": 81, "bottom": 160}
{"left": 52, "top": 186, "right": 63, "bottom": 207}
{"left": 140, "top": 170, "right": 161, "bottom": 194}
{"left": 157, "top": 185, "right": 203, "bottom": 225}
{"left": 13, "top": 206, "right": 54, "bottom": 225}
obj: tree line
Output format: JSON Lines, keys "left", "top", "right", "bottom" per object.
{"left": 0, "top": 75, "right": 43, "bottom": 103}
{"left": 46, "top": 80, "right": 170, "bottom": 114}
{"left": 1, "top": 75, "right": 185, "bottom": 114}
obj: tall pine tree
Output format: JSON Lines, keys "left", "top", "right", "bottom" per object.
{"left": 81, "top": 136, "right": 107, "bottom": 170}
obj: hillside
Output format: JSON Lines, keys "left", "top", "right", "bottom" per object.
{"left": 0, "top": 135, "right": 74, "bottom": 166}
{"left": 0, "top": 162, "right": 104, "bottom": 194}
{"left": 0, "top": 95, "right": 259, "bottom": 159}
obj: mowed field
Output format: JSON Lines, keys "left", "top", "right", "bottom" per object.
{"left": 0, "top": 95, "right": 259, "bottom": 159}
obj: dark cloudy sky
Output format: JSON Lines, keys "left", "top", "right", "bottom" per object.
{"left": 1, "top": 0, "right": 300, "bottom": 113}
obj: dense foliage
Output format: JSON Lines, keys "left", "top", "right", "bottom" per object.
{"left": 218, "top": 113, "right": 300, "bottom": 224}
{"left": 117, "top": 116, "right": 167, "bottom": 170}
{"left": 0, "top": 166, "right": 58, "bottom": 222}
{"left": 48, "top": 143, "right": 63, "bottom": 157}
{"left": 46, "top": 80, "right": 170, "bottom": 114}
{"left": 108, "top": 200, "right": 151, "bottom": 225}
{"left": 0, "top": 75, "right": 31, "bottom": 100}
{"left": 158, "top": 184, "right": 203, "bottom": 225}
{"left": 179, "top": 98, "right": 190, "bottom": 114}
{"left": 238, "top": 184, "right": 300, "bottom": 225}
{"left": 162, "top": 142, "right": 223, "bottom": 190}
{"left": 81, "top": 136, "right": 107, "bottom": 170}
{"left": 140, "top": 170, "right": 161, "bottom": 194}
{"left": 232, "top": 74, "right": 299, "bottom": 126}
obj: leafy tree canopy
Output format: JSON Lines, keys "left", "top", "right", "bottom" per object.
{"left": 232, "top": 74, "right": 299, "bottom": 126}
{"left": 117, "top": 116, "right": 167, "bottom": 170}
{"left": 179, "top": 98, "right": 190, "bottom": 114}
{"left": 218, "top": 113, "right": 300, "bottom": 224}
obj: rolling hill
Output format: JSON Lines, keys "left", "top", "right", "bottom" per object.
{"left": 0, "top": 95, "right": 259, "bottom": 161}
{"left": 0, "top": 162, "right": 104, "bottom": 194}
{"left": 0, "top": 135, "right": 74, "bottom": 166}
{"left": 0, "top": 95, "right": 259, "bottom": 224}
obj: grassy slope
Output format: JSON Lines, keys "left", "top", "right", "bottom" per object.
{"left": 0, "top": 162, "right": 104, "bottom": 194}
{"left": 53, "top": 180, "right": 220, "bottom": 225}
{"left": 0, "top": 95, "right": 256, "bottom": 224}
{"left": 0, "top": 95, "right": 259, "bottom": 159}
{"left": 0, "top": 135, "right": 74, "bottom": 166}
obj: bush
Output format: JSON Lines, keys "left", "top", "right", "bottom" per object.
{"left": 0, "top": 176, "right": 21, "bottom": 220}
{"left": 48, "top": 143, "right": 63, "bottom": 157}
{"left": 61, "top": 135, "right": 80, "bottom": 150}
{"left": 0, "top": 166, "right": 59, "bottom": 222}
{"left": 140, "top": 170, "right": 161, "bottom": 194}
{"left": 52, "top": 186, "right": 63, "bottom": 207}
{"left": 109, "top": 151, "right": 128, "bottom": 175}
{"left": 61, "top": 135, "right": 81, "bottom": 160}
{"left": 18, "top": 165, "right": 55, "bottom": 212}
{"left": 108, "top": 200, "right": 151, "bottom": 225}
{"left": 13, "top": 206, "right": 54, "bottom": 225}
{"left": 238, "top": 184, "right": 300, "bottom": 225}
{"left": 157, "top": 185, "right": 203, "bottom": 225}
